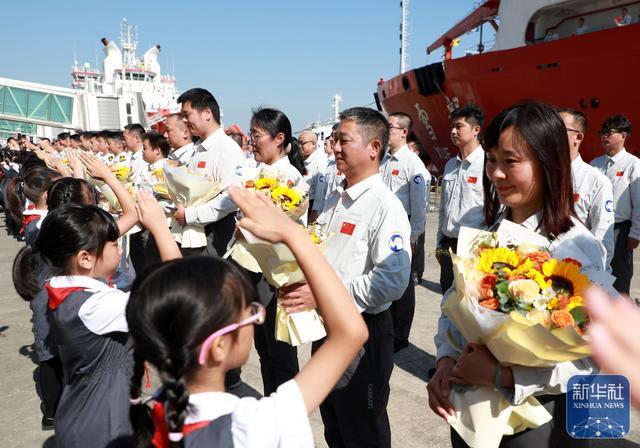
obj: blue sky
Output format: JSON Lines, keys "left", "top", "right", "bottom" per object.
{"left": 2, "top": 0, "right": 482, "bottom": 132}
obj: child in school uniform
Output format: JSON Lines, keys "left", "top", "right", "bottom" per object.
{"left": 13, "top": 191, "right": 180, "bottom": 448}
{"left": 125, "top": 187, "right": 368, "bottom": 447}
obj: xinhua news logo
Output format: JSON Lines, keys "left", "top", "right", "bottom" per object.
{"left": 567, "top": 374, "right": 629, "bottom": 439}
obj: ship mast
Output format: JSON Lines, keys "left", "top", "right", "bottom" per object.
{"left": 399, "top": 0, "right": 409, "bottom": 74}
{"left": 332, "top": 94, "right": 343, "bottom": 122}
{"left": 120, "top": 18, "right": 138, "bottom": 68}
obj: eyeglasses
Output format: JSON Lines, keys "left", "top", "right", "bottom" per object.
{"left": 248, "top": 131, "right": 269, "bottom": 142}
{"left": 565, "top": 127, "right": 582, "bottom": 134}
{"left": 388, "top": 125, "right": 404, "bottom": 131}
{"left": 197, "top": 302, "right": 266, "bottom": 365}
{"left": 299, "top": 140, "right": 315, "bottom": 146}
{"left": 599, "top": 129, "right": 622, "bottom": 137}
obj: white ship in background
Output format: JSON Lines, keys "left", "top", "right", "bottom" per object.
{"left": 307, "top": 94, "right": 342, "bottom": 150}
{"left": 71, "top": 18, "right": 178, "bottom": 128}
{"left": 0, "top": 18, "right": 178, "bottom": 140}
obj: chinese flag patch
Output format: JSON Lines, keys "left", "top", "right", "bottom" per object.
{"left": 197, "top": 161, "right": 206, "bottom": 169}
{"left": 573, "top": 193, "right": 580, "bottom": 202}
{"left": 616, "top": 171, "right": 624, "bottom": 177}
{"left": 392, "top": 169, "right": 400, "bottom": 175}
{"left": 340, "top": 222, "right": 356, "bottom": 236}
{"left": 467, "top": 176, "right": 477, "bottom": 184}
{"left": 337, "top": 170, "right": 342, "bottom": 176}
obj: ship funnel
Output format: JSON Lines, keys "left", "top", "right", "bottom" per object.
{"left": 143, "top": 44, "right": 162, "bottom": 76}
{"left": 101, "top": 37, "right": 109, "bottom": 46}
{"left": 102, "top": 38, "right": 123, "bottom": 86}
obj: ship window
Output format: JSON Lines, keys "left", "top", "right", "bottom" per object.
{"left": 126, "top": 103, "right": 132, "bottom": 114}
{"left": 402, "top": 76, "right": 410, "bottom": 92}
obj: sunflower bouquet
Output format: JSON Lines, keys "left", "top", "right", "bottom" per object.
{"left": 242, "top": 165, "right": 309, "bottom": 219}
{"left": 227, "top": 222, "right": 330, "bottom": 346}
{"left": 441, "top": 220, "right": 615, "bottom": 448}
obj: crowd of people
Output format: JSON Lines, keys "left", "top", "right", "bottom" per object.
{"left": 2, "top": 87, "right": 639, "bottom": 447}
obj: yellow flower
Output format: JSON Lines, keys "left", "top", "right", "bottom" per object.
{"left": 542, "top": 259, "right": 590, "bottom": 297}
{"left": 477, "top": 248, "right": 520, "bottom": 273}
{"left": 112, "top": 166, "right": 130, "bottom": 181}
{"left": 508, "top": 279, "right": 541, "bottom": 303}
{"left": 505, "top": 258, "right": 550, "bottom": 290}
{"left": 255, "top": 177, "right": 279, "bottom": 191}
{"left": 271, "top": 186, "right": 302, "bottom": 211}
{"left": 566, "top": 295, "right": 584, "bottom": 312}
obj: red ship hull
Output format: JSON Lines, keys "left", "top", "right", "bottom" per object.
{"left": 377, "top": 24, "right": 640, "bottom": 173}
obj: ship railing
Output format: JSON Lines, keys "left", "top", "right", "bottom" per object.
{"left": 429, "top": 174, "right": 442, "bottom": 213}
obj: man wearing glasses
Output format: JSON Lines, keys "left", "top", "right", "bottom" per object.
{"left": 591, "top": 115, "right": 640, "bottom": 294}
{"left": 558, "top": 109, "right": 614, "bottom": 270}
{"left": 381, "top": 112, "right": 429, "bottom": 352}
{"left": 299, "top": 129, "right": 326, "bottom": 213}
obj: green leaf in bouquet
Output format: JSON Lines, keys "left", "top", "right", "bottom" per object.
{"left": 496, "top": 281, "right": 512, "bottom": 311}
{"left": 569, "top": 306, "right": 588, "bottom": 326}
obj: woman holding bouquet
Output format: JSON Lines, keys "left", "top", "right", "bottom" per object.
{"left": 428, "top": 102, "right": 607, "bottom": 447}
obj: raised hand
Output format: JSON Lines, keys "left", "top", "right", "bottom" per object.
{"left": 79, "top": 151, "right": 112, "bottom": 180}
{"left": 229, "top": 186, "right": 299, "bottom": 244}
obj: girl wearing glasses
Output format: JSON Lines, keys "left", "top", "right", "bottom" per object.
{"left": 126, "top": 187, "right": 367, "bottom": 447}
{"left": 12, "top": 191, "right": 179, "bottom": 448}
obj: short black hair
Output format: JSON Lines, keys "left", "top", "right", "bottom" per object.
{"left": 124, "top": 123, "right": 146, "bottom": 140}
{"left": 143, "top": 131, "right": 171, "bottom": 157}
{"left": 339, "top": 107, "right": 389, "bottom": 159}
{"left": 177, "top": 88, "right": 221, "bottom": 124}
{"left": 107, "top": 131, "right": 124, "bottom": 144}
{"left": 57, "top": 132, "right": 70, "bottom": 141}
{"left": 70, "top": 134, "right": 81, "bottom": 143}
{"left": 601, "top": 114, "right": 632, "bottom": 135}
{"left": 389, "top": 112, "right": 413, "bottom": 133}
{"left": 450, "top": 103, "right": 485, "bottom": 128}
{"left": 558, "top": 108, "right": 587, "bottom": 133}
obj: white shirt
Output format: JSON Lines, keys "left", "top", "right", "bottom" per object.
{"left": 544, "top": 32, "right": 560, "bottom": 41}
{"left": 302, "top": 149, "right": 328, "bottom": 201}
{"left": 129, "top": 148, "right": 149, "bottom": 186}
{"left": 111, "top": 151, "right": 131, "bottom": 169}
{"left": 184, "top": 379, "right": 313, "bottom": 447}
{"left": 168, "top": 142, "right": 195, "bottom": 166}
{"left": 381, "top": 145, "right": 430, "bottom": 244}
{"left": 621, "top": 14, "right": 633, "bottom": 25}
{"left": 571, "top": 155, "right": 614, "bottom": 269}
{"left": 270, "top": 156, "right": 302, "bottom": 183}
{"left": 438, "top": 146, "right": 486, "bottom": 242}
{"left": 590, "top": 148, "right": 640, "bottom": 240}
{"left": 184, "top": 128, "right": 246, "bottom": 226}
{"left": 317, "top": 173, "right": 411, "bottom": 314}
{"left": 49, "top": 276, "right": 130, "bottom": 335}
{"left": 312, "top": 157, "right": 344, "bottom": 213}
{"left": 576, "top": 24, "right": 589, "bottom": 35}
{"left": 434, "top": 213, "right": 610, "bottom": 406}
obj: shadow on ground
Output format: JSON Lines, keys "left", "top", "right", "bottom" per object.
{"left": 393, "top": 343, "right": 436, "bottom": 382}
{"left": 418, "top": 279, "right": 441, "bottom": 295}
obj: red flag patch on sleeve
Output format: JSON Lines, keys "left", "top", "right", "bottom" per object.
{"left": 467, "top": 176, "right": 477, "bottom": 184}
{"left": 197, "top": 161, "right": 206, "bottom": 169}
{"left": 616, "top": 171, "right": 624, "bottom": 177}
{"left": 340, "top": 222, "right": 356, "bottom": 235}
{"left": 391, "top": 169, "right": 400, "bottom": 175}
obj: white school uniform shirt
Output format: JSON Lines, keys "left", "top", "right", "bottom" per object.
{"left": 316, "top": 173, "right": 411, "bottom": 314}
{"left": 381, "top": 145, "right": 430, "bottom": 244}
{"left": 168, "top": 142, "right": 195, "bottom": 166}
{"left": 312, "top": 157, "right": 344, "bottom": 213}
{"left": 571, "top": 155, "right": 614, "bottom": 269}
{"left": 185, "top": 379, "right": 313, "bottom": 447}
{"left": 112, "top": 151, "right": 131, "bottom": 169}
{"left": 183, "top": 128, "right": 246, "bottom": 226}
{"left": 590, "top": 148, "right": 640, "bottom": 240}
{"left": 302, "top": 148, "right": 327, "bottom": 201}
{"left": 434, "top": 213, "right": 608, "bottom": 406}
{"left": 437, "top": 146, "right": 486, "bottom": 243}
{"left": 48, "top": 276, "right": 130, "bottom": 335}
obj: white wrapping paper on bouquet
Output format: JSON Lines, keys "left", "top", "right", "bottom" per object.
{"left": 227, "top": 226, "right": 327, "bottom": 346}
{"left": 163, "top": 165, "right": 224, "bottom": 248}
{"left": 442, "top": 221, "right": 615, "bottom": 448}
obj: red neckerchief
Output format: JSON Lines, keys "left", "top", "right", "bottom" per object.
{"left": 151, "top": 402, "right": 212, "bottom": 448}
{"left": 20, "top": 214, "right": 40, "bottom": 235}
{"left": 45, "top": 282, "right": 85, "bottom": 310}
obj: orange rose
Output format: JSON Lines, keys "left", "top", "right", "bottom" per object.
{"left": 526, "top": 251, "right": 551, "bottom": 270}
{"left": 555, "top": 294, "right": 571, "bottom": 310}
{"left": 551, "top": 309, "right": 575, "bottom": 328}
{"left": 480, "top": 274, "right": 498, "bottom": 299}
{"left": 479, "top": 298, "right": 500, "bottom": 310}
{"left": 562, "top": 258, "right": 583, "bottom": 268}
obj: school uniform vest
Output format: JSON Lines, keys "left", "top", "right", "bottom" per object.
{"left": 47, "top": 283, "right": 133, "bottom": 448}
